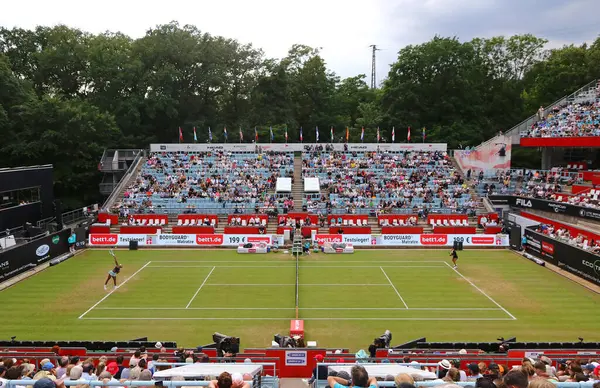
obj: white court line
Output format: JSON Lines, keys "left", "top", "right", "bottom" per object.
{"left": 203, "top": 283, "right": 391, "bottom": 286}
{"left": 185, "top": 266, "right": 216, "bottom": 309}
{"left": 78, "top": 261, "right": 152, "bottom": 319}
{"left": 380, "top": 266, "right": 409, "bottom": 309}
{"left": 81, "top": 317, "right": 515, "bottom": 321}
{"left": 444, "top": 262, "right": 517, "bottom": 320}
{"left": 146, "top": 265, "right": 447, "bottom": 268}
{"left": 96, "top": 307, "right": 503, "bottom": 311}
{"left": 150, "top": 260, "right": 446, "bottom": 263}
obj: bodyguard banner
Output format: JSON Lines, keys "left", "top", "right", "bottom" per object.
{"left": 508, "top": 196, "right": 600, "bottom": 222}
{"left": 0, "top": 229, "right": 71, "bottom": 282}
{"left": 524, "top": 228, "right": 600, "bottom": 286}
{"left": 375, "top": 234, "right": 509, "bottom": 247}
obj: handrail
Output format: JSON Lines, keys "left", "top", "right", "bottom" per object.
{"left": 101, "top": 150, "right": 144, "bottom": 210}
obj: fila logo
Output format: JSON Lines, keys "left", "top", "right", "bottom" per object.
{"left": 516, "top": 198, "right": 532, "bottom": 207}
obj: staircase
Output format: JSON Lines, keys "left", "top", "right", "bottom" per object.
{"left": 292, "top": 155, "right": 304, "bottom": 210}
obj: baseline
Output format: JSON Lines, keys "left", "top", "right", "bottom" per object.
{"left": 81, "top": 317, "right": 515, "bottom": 321}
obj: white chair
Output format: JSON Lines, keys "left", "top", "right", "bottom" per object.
{"left": 184, "top": 219, "right": 190, "bottom": 226}
{"left": 436, "top": 220, "right": 442, "bottom": 226}
{"left": 141, "top": 219, "right": 147, "bottom": 225}
{"left": 349, "top": 219, "right": 355, "bottom": 226}
{"left": 155, "top": 218, "right": 160, "bottom": 225}
{"left": 443, "top": 219, "right": 450, "bottom": 226}
{"left": 450, "top": 220, "right": 456, "bottom": 226}
{"left": 430, "top": 220, "right": 436, "bottom": 227}
{"left": 161, "top": 218, "right": 166, "bottom": 225}
{"left": 463, "top": 219, "right": 469, "bottom": 226}
{"left": 190, "top": 219, "right": 196, "bottom": 225}
{"left": 147, "top": 219, "right": 154, "bottom": 226}
{"left": 177, "top": 219, "right": 183, "bottom": 226}
{"left": 106, "top": 219, "right": 112, "bottom": 226}
{"left": 363, "top": 218, "right": 368, "bottom": 225}
{"left": 242, "top": 219, "right": 247, "bottom": 226}
{"left": 343, "top": 219, "right": 348, "bottom": 226}
{"left": 211, "top": 219, "right": 216, "bottom": 227}
{"left": 379, "top": 219, "right": 384, "bottom": 226}
{"left": 392, "top": 219, "right": 398, "bottom": 226}
{"left": 262, "top": 219, "right": 267, "bottom": 226}
{"left": 357, "top": 219, "right": 362, "bottom": 226}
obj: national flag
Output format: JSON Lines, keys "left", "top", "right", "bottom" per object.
{"left": 407, "top": 126, "right": 411, "bottom": 142}
{"left": 422, "top": 127, "right": 426, "bottom": 141}
{"left": 315, "top": 126, "right": 319, "bottom": 142}
{"left": 193, "top": 127, "right": 198, "bottom": 142}
{"left": 270, "top": 126, "right": 274, "bottom": 142}
{"left": 178, "top": 127, "right": 184, "bottom": 142}
{"left": 285, "top": 127, "right": 288, "bottom": 143}
{"left": 239, "top": 127, "right": 244, "bottom": 142}
{"left": 255, "top": 127, "right": 258, "bottom": 142}
{"left": 208, "top": 127, "right": 213, "bottom": 142}
{"left": 330, "top": 126, "right": 334, "bottom": 142}
{"left": 392, "top": 127, "right": 395, "bottom": 143}
{"left": 377, "top": 127, "right": 380, "bottom": 143}
{"left": 224, "top": 126, "right": 228, "bottom": 139}
{"left": 345, "top": 127, "right": 349, "bottom": 142}
{"left": 300, "top": 127, "right": 303, "bottom": 142}
{"left": 360, "top": 126, "right": 364, "bottom": 141}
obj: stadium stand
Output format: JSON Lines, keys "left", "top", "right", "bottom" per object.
{"left": 302, "top": 150, "right": 476, "bottom": 215}
{"left": 115, "top": 151, "right": 294, "bottom": 215}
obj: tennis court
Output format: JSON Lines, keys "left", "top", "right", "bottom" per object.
{"left": 2, "top": 249, "right": 599, "bottom": 348}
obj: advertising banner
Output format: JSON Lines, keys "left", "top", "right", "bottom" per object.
{"left": 313, "top": 234, "right": 374, "bottom": 246}
{"left": 88, "top": 233, "right": 272, "bottom": 247}
{"left": 508, "top": 196, "right": 600, "bottom": 222}
{"left": 524, "top": 228, "right": 600, "bottom": 285}
{"left": 375, "top": 234, "right": 509, "bottom": 247}
{"left": 0, "top": 229, "right": 71, "bottom": 282}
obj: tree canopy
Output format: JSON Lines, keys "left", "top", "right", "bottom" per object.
{"left": 0, "top": 22, "right": 598, "bottom": 206}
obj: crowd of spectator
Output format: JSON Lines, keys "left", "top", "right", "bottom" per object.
{"left": 532, "top": 223, "right": 600, "bottom": 254}
{"left": 302, "top": 151, "right": 476, "bottom": 215}
{"left": 522, "top": 93, "right": 600, "bottom": 138}
{"left": 111, "top": 151, "right": 293, "bottom": 215}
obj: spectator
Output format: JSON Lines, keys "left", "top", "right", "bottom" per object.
{"left": 106, "top": 362, "right": 120, "bottom": 379}
{"left": 534, "top": 361, "right": 556, "bottom": 381}
{"left": 115, "top": 355, "right": 125, "bottom": 379}
{"left": 467, "top": 364, "right": 483, "bottom": 381}
{"left": 148, "top": 354, "right": 160, "bottom": 373}
{"left": 121, "top": 359, "right": 137, "bottom": 380}
{"left": 450, "top": 360, "right": 467, "bottom": 381}
{"left": 68, "top": 366, "right": 83, "bottom": 381}
{"left": 33, "top": 362, "right": 57, "bottom": 382}
{"left": 394, "top": 373, "right": 414, "bottom": 387}
{"left": 0, "top": 365, "right": 7, "bottom": 387}
{"left": 475, "top": 378, "right": 496, "bottom": 388}
{"left": 308, "top": 354, "right": 329, "bottom": 384}
{"left": 209, "top": 372, "right": 250, "bottom": 388}
{"left": 21, "top": 363, "right": 35, "bottom": 380}
{"left": 443, "top": 368, "right": 460, "bottom": 383}
{"left": 327, "top": 365, "right": 377, "bottom": 388}
{"left": 130, "top": 351, "right": 142, "bottom": 366}
{"left": 56, "top": 357, "right": 69, "bottom": 379}
{"left": 437, "top": 360, "right": 451, "bottom": 379}
{"left": 503, "top": 370, "right": 529, "bottom": 388}
{"left": 81, "top": 362, "right": 95, "bottom": 380}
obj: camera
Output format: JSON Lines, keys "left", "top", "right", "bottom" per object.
{"left": 368, "top": 330, "right": 392, "bottom": 357}
{"left": 213, "top": 332, "right": 240, "bottom": 357}
{"left": 274, "top": 334, "right": 302, "bottom": 348}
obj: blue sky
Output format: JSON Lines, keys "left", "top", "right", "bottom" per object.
{"left": 2, "top": 0, "right": 598, "bottom": 83}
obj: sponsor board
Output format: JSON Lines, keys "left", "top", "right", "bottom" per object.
{"left": 376, "top": 234, "right": 509, "bottom": 247}
{"left": 285, "top": 350, "right": 307, "bottom": 366}
{"left": 150, "top": 143, "right": 447, "bottom": 153}
{"left": 313, "top": 234, "right": 372, "bottom": 246}
{"left": 88, "top": 234, "right": 272, "bottom": 247}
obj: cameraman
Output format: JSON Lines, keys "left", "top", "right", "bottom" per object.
{"left": 328, "top": 365, "right": 377, "bottom": 388}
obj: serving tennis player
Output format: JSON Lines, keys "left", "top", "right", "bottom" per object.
{"left": 104, "top": 250, "right": 123, "bottom": 290}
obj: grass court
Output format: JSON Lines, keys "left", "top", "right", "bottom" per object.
{"left": 1, "top": 249, "right": 599, "bottom": 349}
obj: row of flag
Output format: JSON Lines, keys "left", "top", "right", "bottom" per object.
{"left": 178, "top": 126, "right": 427, "bottom": 143}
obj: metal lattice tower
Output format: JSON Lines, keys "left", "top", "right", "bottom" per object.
{"left": 369, "top": 44, "right": 380, "bottom": 89}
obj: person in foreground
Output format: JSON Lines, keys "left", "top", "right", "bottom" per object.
{"left": 104, "top": 251, "right": 123, "bottom": 290}
{"left": 328, "top": 365, "right": 378, "bottom": 388}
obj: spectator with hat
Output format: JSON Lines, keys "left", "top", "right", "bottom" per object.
{"left": 33, "top": 362, "right": 56, "bottom": 382}
{"left": 308, "top": 354, "right": 329, "bottom": 385}
{"left": 467, "top": 363, "right": 483, "bottom": 381}
{"left": 437, "top": 359, "right": 451, "bottom": 379}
